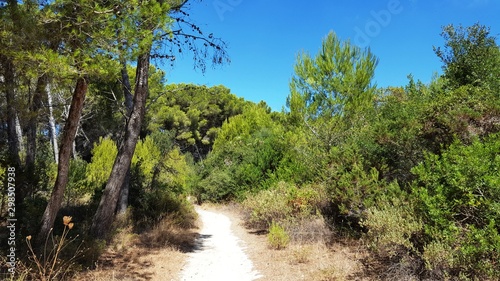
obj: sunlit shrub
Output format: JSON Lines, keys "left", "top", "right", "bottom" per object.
{"left": 85, "top": 137, "right": 117, "bottom": 188}
{"left": 412, "top": 133, "right": 500, "bottom": 279}
{"left": 242, "top": 181, "right": 324, "bottom": 229}
{"left": 267, "top": 222, "right": 290, "bottom": 250}
{"left": 361, "top": 195, "right": 422, "bottom": 258}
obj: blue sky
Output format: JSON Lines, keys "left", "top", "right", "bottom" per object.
{"left": 164, "top": 0, "right": 500, "bottom": 111}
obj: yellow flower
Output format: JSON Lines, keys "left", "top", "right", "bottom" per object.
{"left": 68, "top": 222, "right": 74, "bottom": 230}
{"left": 63, "top": 216, "right": 72, "bottom": 226}
{"left": 26, "top": 235, "right": 32, "bottom": 241}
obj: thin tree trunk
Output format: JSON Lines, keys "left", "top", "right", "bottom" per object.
{"left": 37, "top": 77, "right": 88, "bottom": 243}
{"left": 117, "top": 58, "right": 134, "bottom": 214}
{"left": 3, "top": 56, "right": 21, "bottom": 168}
{"left": 90, "top": 51, "right": 150, "bottom": 239}
{"left": 15, "top": 114, "right": 24, "bottom": 156}
{"left": 47, "top": 84, "right": 59, "bottom": 164}
{"left": 72, "top": 132, "right": 78, "bottom": 159}
{"left": 25, "top": 75, "right": 47, "bottom": 178}
{"left": 121, "top": 58, "right": 134, "bottom": 112}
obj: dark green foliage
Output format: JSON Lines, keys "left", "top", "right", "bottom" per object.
{"left": 412, "top": 134, "right": 500, "bottom": 279}
{"left": 434, "top": 23, "right": 500, "bottom": 92}
{"left": 194, "top": 105, "right": 289, "bottom": 201}
{"left": 195, "top": 168, "right": 237, "bottom": 202}
{"left": 146, "top": 84, "right": 249, "bottom": 160}
{"left": 1, "top": 11, "right": 498, "bottom": 280}
{"left": 133, "top": 189, "right": 196, "bottom": 231}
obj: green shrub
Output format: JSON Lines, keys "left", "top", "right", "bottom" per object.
{"left": 323, "top": 144, "right": 392, "bottom": 231}
{"left": 242, "top": 181, "right": 293, "bottom": 228}
{"left": 412, "top": 133, "right": 500, "bottom": 279}
{"left": 132, "top": 190, "right": 197, "bottom": 231}
{"left": 64, "top": 158, "right": 89, "bottom": 205}
{"left": 86, "top": 137, "right": 117, "bottom": 188}
{"left": 242, "top": 181, "right": 323, "bottom": 229}
{"left": 196, "top": 168, "right": 237, "bottom": 202}
{"left": 361, "top": 194, "right": 422, "bottom": 258}
{"left": 267, "top": 222, "right": 290, "bottom": 250}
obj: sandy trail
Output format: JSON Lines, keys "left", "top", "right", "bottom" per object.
{"left": 179, "top": 207, "right": 262, "bottom": 281}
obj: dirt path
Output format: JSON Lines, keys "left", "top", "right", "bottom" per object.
{"left": 179, "top": 207, "right": 263, "bottom": 281}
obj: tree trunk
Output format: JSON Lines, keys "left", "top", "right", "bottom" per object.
{"left": 3, "top": 56, "right": 21, "bottom": 168}
{"left": 37, "top": 77, "right": 88, "bottom": 243}
{"left": 116, "top": 170, "right": 130, "bottom": 214}
{"left": 47, "top": 84, "right": 59, "bottom": 164}
{"left": 90, "top": 52, "right": 150, "bottom": 239}
{"left": 121, "top": 58, "right": 134, "bottom": 112}
{"left": 15, "top": 114, "right": 24, "bottom": 156}
{"left": 117, "top": 58, "right": 134, "bottom": 214}
{"left": 25, "top": 75, "right": 47, "bottom": 179}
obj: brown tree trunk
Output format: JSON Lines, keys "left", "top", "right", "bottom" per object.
{"left": 3, "top": 56, "right": 21, "bottom": 168}
{"left": 90, "top": 52, "right": 150, "bottom": 239}
{"left": 25, "top": 75, "right": 47, "bottom": 186}
{"left": 37, "top": 77, "right": 88, "bottom": 243}
{"left": 121, "top": 58, "right": 134, "bottom": 112}
{"left": 117, "top": 58, "right": 134, "bottom": 214}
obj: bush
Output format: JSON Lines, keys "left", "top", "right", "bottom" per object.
{"left": 267, "top": 222, "right": 290, "bottom": 250}
{"left": 132, "top": 189, "right": 197, "bottom": 231}
{"left": 85, "top": 137, "right": 117, "bottom": 189}
{"left": 242, "top": 181, "right": 323, "bottom": 229}
{"left": 412, "top": 133, "right": 500, "bottom": 279}
{"left": 361, "top": 194, "right": 422, "bottom": 258}
{"left": 196, "top": 168, "right": 237, "bottom": 202}
{"left": 323, "top": 144, "right": 393, "bottom": 232}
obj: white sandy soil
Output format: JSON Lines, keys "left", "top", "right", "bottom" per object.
{"left": 179, "top": 207, "right": 263, "bottom": 281}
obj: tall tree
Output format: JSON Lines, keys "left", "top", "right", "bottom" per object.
{"left": 38, "top": 77, "right": 88, "bottom": 241}
{"left": 1, "top": 56, "right": 21, "bottom": 168}
{"left": 434, "top": 23, "right": 500, "bottom": 91}
{"left": 37, "top": 0, "right": 120, "bottom": 242}
{"left": 289, "top": 32, "right": 378, "bottom": 119}
{"left": 90, "top": 0, "right": 229, "bottom": 238}
{"left": 287, "top": 31, "right": 378, "bottom": 147}
{"left": 1, "top": 0, "right": 23, "bottom": 168}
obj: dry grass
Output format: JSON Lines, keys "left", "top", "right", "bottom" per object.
{"left": 73, "top": 213, "right": 199, "bottom": 281}
{"left": 73, "top": 202, "right": 418, "bottom": 281}
{"left": 213, "top": 203, "right": 368, "bottom": 281}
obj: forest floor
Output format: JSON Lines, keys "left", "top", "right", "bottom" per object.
{"left": 75, "top": 204, "right": 372, "bottom": 281}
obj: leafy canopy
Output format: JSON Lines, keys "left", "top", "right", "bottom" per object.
{"left": 288, "top": 31, "right": 378, "bottom": 121}
{"left": 434, "top": 23, "right": 500, "bottom": 92}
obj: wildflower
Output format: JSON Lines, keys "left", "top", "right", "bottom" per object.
{"left": 26, "top": 235, "right": 32, "bottom": 241}
{"left": 68, "top": 222, "right": 74, "bottom": 230}
{"left": 63, "top": 216, "right": 72, "bottom": 226}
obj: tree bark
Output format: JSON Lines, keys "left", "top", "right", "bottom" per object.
{"left": 90, "top": 52, "right": 150, "bottom": 239}
{"left": 117, "top": 58, "right": 134, "bottom": 214}
{"left": 25, "top": 75, "right": 47, "bottom": 178}
{"left": 37, "top": 77, "right": 88, "bottom": 243}
{"left": 47, "top": 84, "right": 59, "bottom": 164}
{"left": 15, "top": 114, "right": 24, "bottom": 156}
{"left": 121, "top": 58, "right": 134, "bottom": 112}
{"left": 3, "top": 56, "right": 22, "bottom": 168}
{"left": 116, "top": 170, "right": 130, "bottom": 214}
